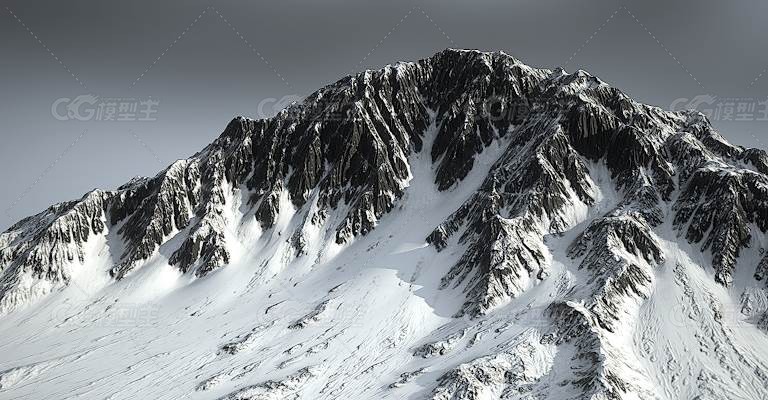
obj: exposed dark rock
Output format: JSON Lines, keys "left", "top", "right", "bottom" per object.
{"left": 0, "top": 189, "right": 110, "bottom": 283}
{"left": 568, "top": 213, "right": 662, "bottom": 332}
{"left": 2, "top": 48, "right": 768, "bottom": 324}
{"left": 756, "top": 255, "right": 768, "bottom": 284}
{"left": 673, "top": 165, "right": 768, "bottom": 285}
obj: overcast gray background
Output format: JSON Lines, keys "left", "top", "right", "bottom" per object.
{"left": 1, "top": 0, "right": 767, "bottom": 231}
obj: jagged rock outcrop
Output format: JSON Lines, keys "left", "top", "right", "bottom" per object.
{"left": 217, "top": 366, "right": 318, "bottom": 400}
{"left": 674, "top": 163, "right": 768, "bottom": 285}
{"left": 547, "top": 301, "right": 656, "bottom": 400}
{"left": 568, "top": 212, "right": 663, "bottom": 331}
{"left": 2, "top": 49, "right": 768, "bottom": 314}
{"left": 430, "top": 331, "right": 554, "bottom": 400}
{"left": 0, "top": 190, "right": 110, "bottom": 312}
{"left": 413, "top": 330, "right": 465, "bottom": 358}
{"left": 428, "top": 61, "right": 675, "bottom": 318}
{"left": 3, "top": 48, "right": 768, "bottom": 318}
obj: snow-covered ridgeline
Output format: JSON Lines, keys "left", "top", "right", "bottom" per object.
{"left": 2, "top": 49, "right": 768, "bottom": 400}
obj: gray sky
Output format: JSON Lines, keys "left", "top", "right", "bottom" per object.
{"left": 2, "top": 0, "right": 768, "bottom": 230}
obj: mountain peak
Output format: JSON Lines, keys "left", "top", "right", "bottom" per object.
{"left": 3, "top": 49, "right": 768, "bottom": 400}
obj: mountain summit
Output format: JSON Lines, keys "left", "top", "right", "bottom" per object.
{"left": 2, "top": 49, "right": 768, "bottom": 399}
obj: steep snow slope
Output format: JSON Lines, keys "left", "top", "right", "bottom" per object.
{"left": 2, "top": 49, "right": 768, "bottom": 399}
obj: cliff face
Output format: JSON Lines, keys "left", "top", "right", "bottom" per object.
{"left": 3, "top": 49, "right": 768, "bottom": 400}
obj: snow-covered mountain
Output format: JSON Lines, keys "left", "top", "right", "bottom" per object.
{"left": 2, "top": 48, "right": 768, "bottom": 399}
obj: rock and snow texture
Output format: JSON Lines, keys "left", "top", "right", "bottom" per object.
{"left": 2, "top": 49, "right": 768, "bottom": 399}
